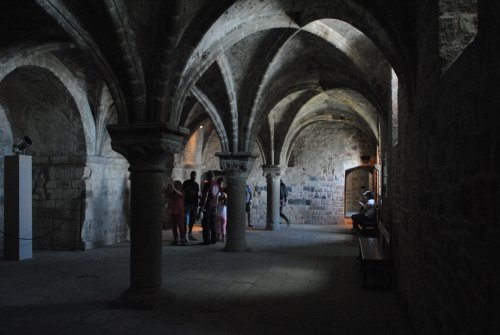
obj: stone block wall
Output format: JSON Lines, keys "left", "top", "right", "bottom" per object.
{"left": 280, "top": 122, "right": 375, "bottom": 225}
{"left": 201, "top": 121, "right": 375, "bottom": 227}
{"left": 246, "top": 122, "right": 376, "bottom": 226}
{"left": 391, "top": 2, "right": 500, "bottom": 334}
{"left": 32, "top": 156, "right": 86, "bottom": 250}
{"left": 30, "top": 155, "right": 129, "bottom": 250}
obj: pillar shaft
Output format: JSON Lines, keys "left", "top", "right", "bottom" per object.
{"left": 262, "top": 165, "right": 283, "bottom": 230}
{"left": 107, "top": 122, "right": 188, "bottom": 308}
{"left": 224, "top": 176, "right": 247, "bottom": 250}
{"left": 217, "top": 152, "right": 256, "bottom": 252}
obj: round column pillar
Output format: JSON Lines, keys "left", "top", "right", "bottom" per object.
{"left": 262, "top": 165, "right": 283, "bottom": 230}
{"left": 217, "top": 152, "right": 256, "bottom": 252}
{"left": 107, "top": 122, "right": 188, "bottom": 309}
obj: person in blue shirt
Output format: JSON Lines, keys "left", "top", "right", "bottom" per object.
{"left": 245, "top": 184, "right": 253, "bottom": 227}
{"left": 280, "top": 180, "right": 290, "bottom": 225}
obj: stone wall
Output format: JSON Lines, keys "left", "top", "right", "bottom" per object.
{"left": 281, "top": 122, "right": 375, "bottom": 225}
{"left": 30, "top": 156, "right": 129, "bottom": 250}
{"left": 245, "top": 122, "right": 376, "bottom": 226}
{"left": 203, "top": 130, "right": 222, "bottom": 171}
{"left": 345, "top": 169, "right": 373, "bottom": 213}
{"left": 81, "top": 157, "right": 130, "bottom": 249}
{"left": 32, "top": 156, "right": 85, "bottom": 250}
{"left": 391, "top": 2, "right": 500, "bottom": 334}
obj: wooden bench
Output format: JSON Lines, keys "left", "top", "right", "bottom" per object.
{"left": 358, "top": 220, "right": 391, "bottom": 288}
{"left": 356, "top": 207, "right": 379, "bottom": 236}
{"left": 359, "top": 218, "right": 378, "bottom": 236}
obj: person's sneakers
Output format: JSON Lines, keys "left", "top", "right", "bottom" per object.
{"left": 188, "top": 234, "right": 197, "bottom": 241}
{"left": 248, "top": 224, "right": 253, "bottom": 227}
{"left": 199, "top": 241, "right": 210, "bottom": 245}
{"left": 286, "top": 219, "right": 291, "bottom": 226}
{"left": 180, "top": 240, "right": 187, "bottom": 246}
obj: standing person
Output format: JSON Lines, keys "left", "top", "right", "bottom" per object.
{"left": 166, "top": 180, "right": 186, "bottom": 245}
{"left": 183, "top": 171, "right": 200, "bottom": 241}
{"left": 198, "top": 171, "right": 219, "bottom": 245}
{"left": 351, "top": 191, "right": 376, "bottom": 233}
{"left": 245, "top": 184, "right": 253, "bottom": 227}
{"left": 216, "top": 178, "right": 227, "bottom": 242}
{"left": 280, "top": 180, "right": 290, "bottom": 225}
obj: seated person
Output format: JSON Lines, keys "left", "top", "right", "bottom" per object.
{"left": 351, "top": 191, "right": 376, "bottom": 233}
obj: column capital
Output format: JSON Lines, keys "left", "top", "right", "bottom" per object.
{"left": 107, "top": 122, "right": 189, "bottom": 172}
{"left": 261, "top": 165, "right": 285, "bottom": 177}
{"left": 216, "top": 152, "right": 257, "bottom": 179}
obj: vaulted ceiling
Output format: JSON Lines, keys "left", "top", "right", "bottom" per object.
{"left": 0, "top": 0, "right": 416, "bottom": 165}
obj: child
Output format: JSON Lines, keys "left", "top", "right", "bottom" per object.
{"left": 166, "top": 180, "right": 186, "bottom": 245}
{"left": 216, "top": 178, "right": 227, "bottom": 242}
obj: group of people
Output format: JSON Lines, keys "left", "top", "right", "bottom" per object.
{"left": 167, "top": 171, "right": 375, "bottom": 241}
{"left": 164, "top": 171, "right": 201, "bottom": 246}
{"left": 165, "top": 171, "right": 254, "bottom": 246}
{"left": 197, "top": 172, "right": 227, "bottom": 245}
{"left": 165, "top": 171, "right": 293, "bottom": 245}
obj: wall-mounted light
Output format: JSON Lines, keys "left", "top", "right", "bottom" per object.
{"left": 12, "top": 136, "right": 32, "bottom": 155}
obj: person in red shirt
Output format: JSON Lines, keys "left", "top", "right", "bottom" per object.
{"left": 166, "top": 180, "right": 186, "bottom": 245}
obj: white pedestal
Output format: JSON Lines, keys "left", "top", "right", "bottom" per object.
{"left": 4, "top": 155, "right": 32, "bottom": 260}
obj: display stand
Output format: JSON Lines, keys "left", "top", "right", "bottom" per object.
{"left": 4, "top": 155, "right": 32, "bottom": 260}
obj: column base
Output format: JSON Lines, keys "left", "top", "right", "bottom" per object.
{"left": 223, "top": 238, "right": 248, "bottom": 252}
{"left": 110, "top": 287, "right": 176, "bottom": 310}
{"left": 266, "top": 221, "right": 280, "bottom": 231}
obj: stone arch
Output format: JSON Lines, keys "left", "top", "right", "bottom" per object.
{"left": 0, "top": 45, "right": 96, "bottom": 156}
{"left": 279, "top": 89, "right": 378, "bottom": 166}
{"left": 181, "top": 126, "right": 205, "bottom": 168}
{"left": 216, "top": 54, "right": 239, "bottom": 151}
{"left": 0, "top": 63, "right": 88, "bottom": 250}
{"left": 344, "top": 165, "right": 376, "bottom": 217}
{"left": 202, "top": 126, "right": 223, "bottom": 172}
{"left": 172, "top": 0, "right": 406, "bottom": 128}
{"left": 0, "top": 44, "right": 130, "bottom": 251}
{"left": 190, "top": 86, "right": 230, "bottom": 152}
{"left": 246, "top": 19, "right": 390, "bottom": 151}
{"left": 281, "top": 120, "right": 377, "bottom": 225}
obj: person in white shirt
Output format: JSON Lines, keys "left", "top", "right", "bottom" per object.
{"left": 216, "top": 181, "right": 227, "bottom": 241}
{"left": 351, "top": 191, "right": 376, "bottom": 233}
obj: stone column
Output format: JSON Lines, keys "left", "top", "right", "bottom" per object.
{"left": 262, "top": 165, "right": 282, "bottom": 231}
{"left": 107, "top": 122, "right": 188, "bottom": 309}
{"left": 217, "top": 152, "right": 256, "bottom": 252}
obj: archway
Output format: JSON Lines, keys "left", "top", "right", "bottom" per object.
{"left": 0, "top": 65, "right": 87, "bottom": 250}
{"left": 344, "top": 165, "right": 376, "bottom": 218}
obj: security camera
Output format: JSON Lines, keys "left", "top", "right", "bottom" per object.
{"left": 12, "top": 136, "right": 32, "bottom": 154}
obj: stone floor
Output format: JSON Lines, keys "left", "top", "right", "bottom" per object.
{"left": 0, "top": 223, "right": 413, "bottom": 335}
